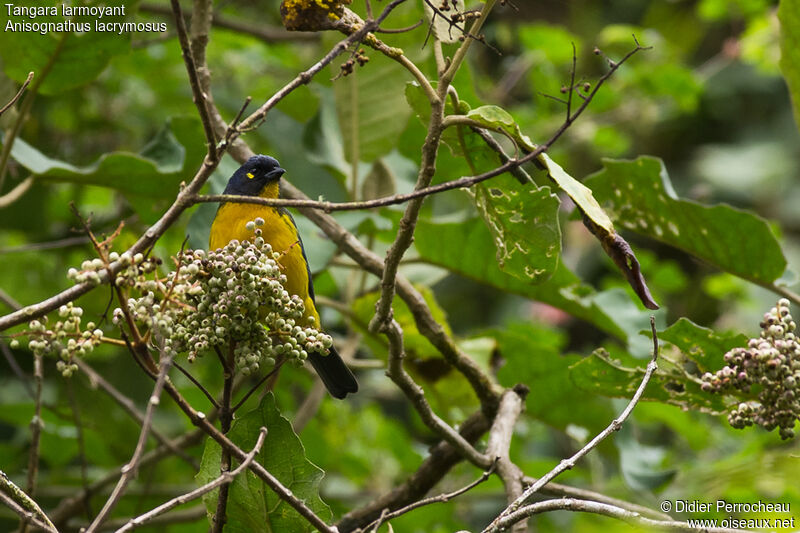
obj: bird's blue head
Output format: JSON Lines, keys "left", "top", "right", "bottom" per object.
{"left": 222, "top": 155, "right": 286, "bottom": 196}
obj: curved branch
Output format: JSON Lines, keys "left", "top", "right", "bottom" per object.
{"left": 483, "top": 317, "right": 661, "bottom": 533}
{"left": 492, "top": 498, "right": 750, "bottom": 533}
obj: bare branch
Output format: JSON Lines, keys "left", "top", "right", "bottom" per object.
{"left": 169, "top": 0, "right": 217, "bottom": 157}
{"left": 0, "top": 176, "right": 34, "bottom": 209}
{"left": 483, "top": 316, "right": 660, "bottom": 533}
{"left": 384, "top": 319, "right": 492, "bottom": 469}
{"left": 485, "top": 387, "right": 528, "bottom": 533}
{"left": 361, "top": 458, "right": 498, "bottom": 532}
{"left": 18, "top": 354, "right": 44, "bottom": 533}
{"left": 85, "top": 341, "right": 175, "bottom": 532}
{"left": 139, "top": 2, "right": 319, "bottom": 43}
{"left": 116, "top": 427, "right": 268, "bottom": 533}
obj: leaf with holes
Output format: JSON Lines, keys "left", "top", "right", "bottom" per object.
{"left": 585, "top": 157, "right": 788, "bottom": 285}
{"left": 569, "top": 346, "right": 729, "bottom": 413}
{"left": 468, "top": 179, "right": 561, "bottom": 282}
{"left": 655, "top": 318, "right": 748, "bottom": 375}
{"left": 415, "top": 217, "right": 654, "bottom": 342}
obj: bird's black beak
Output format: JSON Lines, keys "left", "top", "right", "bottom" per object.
{"left": 266, "top": 168, "right": 286, "bottom": 181}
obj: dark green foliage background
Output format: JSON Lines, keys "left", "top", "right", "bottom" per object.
{"left": 1, "top": 0, "right": 800, "bottom": 531}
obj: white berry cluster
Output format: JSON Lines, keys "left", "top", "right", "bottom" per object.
{"left": 111, "top": 218, "right": 332, "bottom": 375}
{"left": 67, "top": 251, "right": 160, "bottom": 286}
{"left": 10, "top": 219, "right": 332, "bottom": 379}
{"left": 17, "top": 302, "right": 103, "bottom": 377}
{"left": 702, "top": 298, "right": 800, "bottom": 440}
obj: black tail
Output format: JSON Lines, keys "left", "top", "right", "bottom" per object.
{"left": 307, "top": 345, "right": 358, "bottom": 399}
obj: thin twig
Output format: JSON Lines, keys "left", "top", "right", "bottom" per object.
{"left": 0, "top": 71, "right": 33, "bottom": 117}
{"left": 115, "top": 427, "right": 268, "bottom": 533}
{"left": 65, "top": 379, "right": 93, "bottom": 520}
{"left": 0, "top": 176, "right": 34, "bottom": 208}
{"left": 231, "top": 357, "right": 287, "bottom": 413}
{"left": 84, "top": 340, "right": 175, "bottom": 532}
{"left": 361, "top": 458, "right": 498, "bottom": 532}
{"left": 139, "top": 2, "right": 318, "bottom": 42}
{"left": 173, "top": 360, "right": 220, "bottom": 409}
{"left": 211, "top": 344, "right": 235, "bottom": 533}
{"left": 483, "top": 316, "right": 660, "bottom": 533}
{"left": 234, "top": 0, "right": 409, "bottom": 135}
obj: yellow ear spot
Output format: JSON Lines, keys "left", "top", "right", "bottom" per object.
{"left": 246, "top": 172, "right": 255, "bottom": 179}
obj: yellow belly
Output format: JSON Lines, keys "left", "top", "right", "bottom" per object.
{"left": 209, "top": 202, "right": 320, "bottom": 325}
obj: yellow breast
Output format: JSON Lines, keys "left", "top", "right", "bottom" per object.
{"left": 209, "top": 199, "right": 320, "bottom": 325}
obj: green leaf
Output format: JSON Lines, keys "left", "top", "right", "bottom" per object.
{"left": 495, "top": 323, "right": 614, "bottom": 431}
{"left": 197, "top": 394, "right": 331, "bottom": 533}
{"left": 569, "top": 346, "right": 729, "bottom": 413}
{"left": 465, "top": 105, "right": 536, "bottom": 151}
{"left": 468, "top": 180, "right": 561, "bottom": 283}
{"left": 585, "top": 156, "right": 788, "bottom": 285}
{"left": 779, "top": 0, "right": 800, "bottom": 129}
{"left": 8, "top": 116, "right": 205, "bottom": 197}
{"left": 333, "top": 51, "right": 412, "bottom": 163}
{"left": 0, "top": 1, "right": 130, "bottom": 95}
{"left": 415, "top": 217, "right": 644, "bottom": 341}
{"left": 540, "top": 153, "right": 615, "bottom": 234}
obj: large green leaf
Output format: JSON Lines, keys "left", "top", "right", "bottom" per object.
{"left": 0, "top": 0, "right": 131, "bottom": 95}
{"left": 585, "top": 157, "right": 788, "bottom": 285}
{"left": 780, "top": 0, "right": 800, "bottom": 129}
{"left": 8, "top": 116, "right": 205, "bottom": 197}
{"left": 333, "top": 46, "right": 412, "bottom": 163}
{"left": 197, "top": 394, "right": 332, "bottom": 533}
{"left": 414, "top": 217, "right": 646, "bottom": 341}
{"left": 495, "top": 322, "right": 614, "bottom": 431}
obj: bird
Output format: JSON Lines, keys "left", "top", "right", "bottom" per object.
{"left": 209, "top": 155, "right": 358, "bottom": 399}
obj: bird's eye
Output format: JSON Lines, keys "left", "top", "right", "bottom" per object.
{"left": 246, "top": 172, "right": 255, "bottom": 179}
